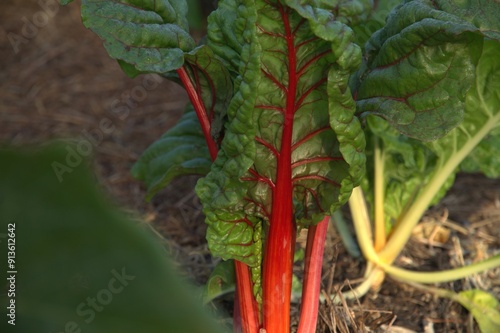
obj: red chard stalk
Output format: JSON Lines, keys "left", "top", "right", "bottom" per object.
{"left": 63, "top": 0, "right": 368, "bottom": 332}
{"left": 62, "top": 0, "right": 500, "bottom": 331}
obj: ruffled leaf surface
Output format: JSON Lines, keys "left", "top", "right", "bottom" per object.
{"left": 132, "top": 106, "right": 212, "bottom": 200}
{"left": 435, "top": 0, "right": 500, "bottom": 41}
{"left": 351, "top": 0, "right": 401, "bottom": 46}
{"left": 76, "top": 0, "right": 196, "bottom": 73}
{"left": 196, "top": 0, "right": 365, "bottom": 266}
{"left": 354, "top": 0, "right": 486, "bottom": 141}
{"left": 364, "top": 39, "right": 500, "bottom": 230}
{"left": 196, "top": 0, "right": 262, "bottom": 266}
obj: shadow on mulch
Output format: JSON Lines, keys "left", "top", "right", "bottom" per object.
{"left": 1, "top": 1, "right": 499, "bottom": 332}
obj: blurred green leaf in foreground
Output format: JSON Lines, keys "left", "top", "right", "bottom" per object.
{"left": 0, "top": 143, "right": 223, "bottom": 333}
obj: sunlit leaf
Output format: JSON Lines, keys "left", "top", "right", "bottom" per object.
{"left": 456, "top": 289, "right": 500, "bottom": 333}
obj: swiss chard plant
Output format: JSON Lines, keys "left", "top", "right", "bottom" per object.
{"left": 62, "top": 0, "right": 500, "bottom": 332}
{"left": 342, "top": 36, "right": 500, "bottom": 332}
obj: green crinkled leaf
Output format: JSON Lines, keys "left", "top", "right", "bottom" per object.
{"left": 286, "top": 0, "right": 366, "bottom": 209}
{"left": 132, "top": 106, "right": 212, "bottom": 200}
{"left": 285, "top": 0, "right": 372, "bottom": 27}
{"left": 0, "top": 144, "right": 222, "bottom": 333}
{"left": 427, "top": 39, "right": 500, "bottom": 175}
{"left": 206, "top": 0, "right": 246, "bottom": 74}
{"left": 285, "top": 0, "right": 362, "bottom": 70}
{"left": 435, "top": 0, "right": 500, "bottom": 42}
{"left": 196, "top": 0, "right": 364, "bottom": 267}
{"left": 351, "top": 0, "right": 401, "bottom": 46}
{"left": 354, "top": 0, "right": 485, "bottom": 141}
{"left": 364, "top": 39, "right": 500, "bottom": 231}
{"left": 328, "top": 65, "right": 367, "bottom": 206}
{"left": 77, "top": 0, "right": 196, "bottom": 73}
{"left": 196, "top": 0, "right": 261, "bottom": 266}
{"left": 455, "top": 290, "right": 500, "bottom": 333}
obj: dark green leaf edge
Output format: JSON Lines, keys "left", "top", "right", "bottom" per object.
{"left": 131, "top": 107, "right": 211, "bottom": 200}
{"left": 354, "top": 0, "right": 487, "bottom": 141}
{"left": 195, "top": 1, "right": 262, "bottom": 267}
{"left": 78, "top": 0, "right": 196, "bottom": 74}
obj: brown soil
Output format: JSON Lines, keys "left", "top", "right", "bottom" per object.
{"left": 1, "top": 1, "right": 499, "bottom": 332}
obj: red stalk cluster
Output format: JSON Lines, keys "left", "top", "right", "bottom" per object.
{"left": 176, "top": 5, "right": 330, "bottom": 328}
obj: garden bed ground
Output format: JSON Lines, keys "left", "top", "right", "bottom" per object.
{"left": 1, "top": 1, "right": 499, "bottom": 332}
